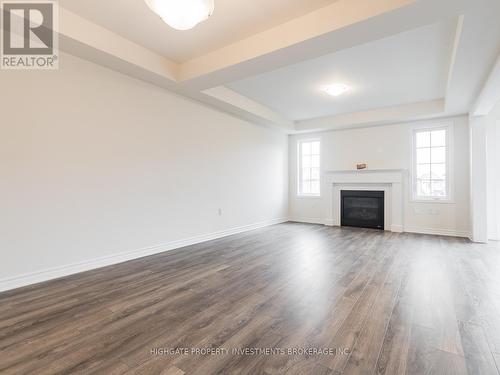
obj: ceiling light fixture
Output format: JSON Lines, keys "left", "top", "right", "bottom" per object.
{"left": 144, "top": 0, "right": 215, "bottom": 31}
{"left": 324, "top": 83, "right": 350, "bottom": 97}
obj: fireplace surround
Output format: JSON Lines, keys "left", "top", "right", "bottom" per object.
{"left": 324, "top": 169, "right": 406, "bottom": 232}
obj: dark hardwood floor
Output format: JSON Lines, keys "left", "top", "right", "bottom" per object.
{"left": 1, "top": 223, "right": 500, "bottom": 375}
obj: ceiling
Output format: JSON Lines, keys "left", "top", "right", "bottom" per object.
{"left": 61, "top": 0, "right": 338, "bottom": 63}
{"left": 57, "top": 0, "right": 500, "bottom": 133}
{"left": 227, "top": 20, "right": 456, "bottom": 121}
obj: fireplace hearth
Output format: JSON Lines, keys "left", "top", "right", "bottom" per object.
{"left": 341, "top": 190, "right": 384, "bottom": 230}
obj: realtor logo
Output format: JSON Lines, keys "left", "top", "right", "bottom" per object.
{"left": 1, "top": 0, "right": 58, "bottom": 69}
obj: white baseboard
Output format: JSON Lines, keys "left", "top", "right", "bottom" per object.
{"left": 292, "top": 218, "right": 469, "bottom": 239}
{"left": 488, "top": 231, "right": 499, "bottom": 241}
{"left": 289, "top": 217, "right": 325, "bottom": 225}
{"left": 296, "top": 219, "right": 468, "bottom": 238}
{"left": 404, "top": 226, "right": 470, "bottom": 238}
{"left": 391, "top": 225, "right": 404, "bottom": 233}
{"left": 0, "top": 218, "right": 287, "bottom": 293}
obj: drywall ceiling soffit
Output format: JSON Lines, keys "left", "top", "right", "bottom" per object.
{"left": 55, "top": 0, "right": 499, "bottom": 133}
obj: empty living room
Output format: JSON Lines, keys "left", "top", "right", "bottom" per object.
{"left": 2, "top": 0, "right": 500, "bottom": 374}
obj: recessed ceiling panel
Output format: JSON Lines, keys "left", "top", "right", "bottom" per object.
{"left": 61, "top": 0, "right": 338, "bottom": 63}
{"left": 227, "top": 20, "right": 457, "bottom": 121}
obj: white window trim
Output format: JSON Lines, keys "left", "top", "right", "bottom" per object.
{"left": 297, "top": 138, "right": 321, "bottom": 198}
{"left": 410, "top": 121, "right": 454, "bottom": 204}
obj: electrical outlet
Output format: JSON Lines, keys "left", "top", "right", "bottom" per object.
{"left": 413, "top": 207, "right": 424, "bottom": 215}
{"left": 218, "top": 208, "right": 222, "bottom": 216}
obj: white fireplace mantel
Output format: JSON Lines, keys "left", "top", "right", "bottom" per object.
{"left": 323, "top": 169, "right": 407, "bottom": 232}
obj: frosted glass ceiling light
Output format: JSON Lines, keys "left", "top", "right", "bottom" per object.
{"left": 145, "top": 0, "right": 215, "bottom": 31}
{"left": 324, "top": 83, "right": 350, "bottom": 97}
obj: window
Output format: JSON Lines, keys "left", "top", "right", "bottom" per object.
{"left": 298, "top": 140, "right": 320, "bottom": 196}
{"left": 412, "top": 125, "right": 451, "bottom": 201}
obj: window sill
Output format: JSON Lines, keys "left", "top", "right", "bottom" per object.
{"left": 410, "top": 198, "right": 455, "bottom": 204}
{"left": 297, "top": 194, "right": 322, "bottom": 199}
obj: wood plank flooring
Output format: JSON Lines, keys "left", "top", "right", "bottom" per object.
{"left": 1, "top": 223, "right": 500, "bottom": 375}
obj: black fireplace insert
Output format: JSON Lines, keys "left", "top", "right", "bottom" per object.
{"left": 341, "top": 190, "right": 384, "bottom": 230}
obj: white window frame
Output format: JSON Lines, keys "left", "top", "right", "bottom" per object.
{"left": 297, "top": 139, "right": 321, "bottom": 198}
{"left": 411, "top": 122, "right": 454, "bottom": 203}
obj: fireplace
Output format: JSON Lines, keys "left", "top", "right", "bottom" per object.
{"left": 341, "top": 190, "right": 384, "bottom": 230}
{"left": 324, "top": 169, "right": 404, "bottom": 232}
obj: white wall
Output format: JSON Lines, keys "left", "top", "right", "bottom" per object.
{"left": 497, "top": 119, "right": 500, "bottom": 240}
{"left": 0, "top": 53, "right": 288, "bottom": 288}
{"left": 485, "top": 101, "right": 500, "bottom": 240}
{"left": 289, "top": 116, "right": 471, "bottom": 237}
{"left": 470, "top": 115, "right": 489, "bottom": 242}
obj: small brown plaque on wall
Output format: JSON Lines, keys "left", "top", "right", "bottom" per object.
{"left": 357, "top": 163, "right": 367, "bottom": 170}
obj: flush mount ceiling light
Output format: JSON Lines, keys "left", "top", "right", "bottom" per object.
{"left": 144, "top": 0, "right": 215, "bottom": 31}
{"left": 324, "top": 83, "right": 350, "bottom": 97}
